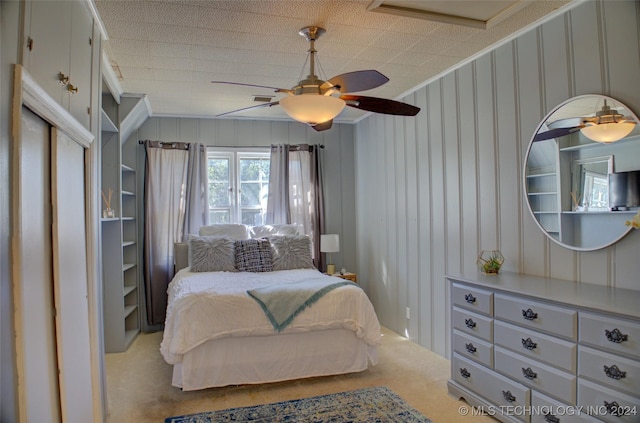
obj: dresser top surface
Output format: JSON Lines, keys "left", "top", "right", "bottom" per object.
{"left": 447, "top": 271, "right": 640, "bottom": 319}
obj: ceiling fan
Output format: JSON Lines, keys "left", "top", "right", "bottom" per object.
{"left": 534, "top": 100, "right": 636, "bottom": 143}
{"left": 212, "top": 26, "right": 420, "bottom": 131}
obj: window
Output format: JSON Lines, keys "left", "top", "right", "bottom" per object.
{"left": 207, "top": 149, "right": 270, "bottom": 226}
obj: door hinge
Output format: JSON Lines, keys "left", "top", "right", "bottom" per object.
{"left": 87, "top": 106, "right": 91, "bottom": 115}
{"left": 89, "top": 37, "right": 93, "bottom": 46}
{"left": 26, "top": 37, "right": 34, "bottom": 51}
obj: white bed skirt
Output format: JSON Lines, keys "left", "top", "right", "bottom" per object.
{"left": 172, "top": 329, "right": 378, "bottom": 391}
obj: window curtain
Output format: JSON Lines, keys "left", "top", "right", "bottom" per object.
{"left": 266, "top": 144, "right": 325, "bottom": 268}
{"left": 143, "top": 141, "right": 208, "bottom": 326}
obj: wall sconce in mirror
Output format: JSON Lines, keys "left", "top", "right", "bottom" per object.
{"left": 524, "top": 94, "right": 640, "bottom": 251}
{"left": 579, "top": 100, "right": 636, "bottom": 143}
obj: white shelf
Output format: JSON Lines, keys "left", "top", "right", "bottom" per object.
{"left": 100, "top": 109, "right": 118, "bottom": 133}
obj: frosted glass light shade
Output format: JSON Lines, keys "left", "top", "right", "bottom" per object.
{"left": 580, "top": 121, "right": 635, "bottom": 143}
{"left": 320, "top": 234, "right": 340, "bottom": 253}
{"left": 280, "top": 94, "right": 345, "bottom": 125}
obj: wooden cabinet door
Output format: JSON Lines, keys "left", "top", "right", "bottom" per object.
{"left": 68, "top": 0, "right": 93, "bottom": 129}
{"left": 24, "top": 0, "right": 71, "bottom": 104}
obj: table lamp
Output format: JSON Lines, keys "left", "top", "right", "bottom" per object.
{"left": 320, "top": 234, "right": 339, "bottom": 274}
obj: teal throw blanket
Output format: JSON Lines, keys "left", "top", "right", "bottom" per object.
{"left": 247, "top": 278, "right": 356, "bottom": 332}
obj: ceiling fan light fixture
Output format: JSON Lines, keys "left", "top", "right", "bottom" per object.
{"left": 580, "top": 121, "right": 635, "bottom": 143}
{"left": 280, "top": 94, "right": 345, "bottom": 125}
{"left": 579, "top": 99, "right": 636, "bottom": 143}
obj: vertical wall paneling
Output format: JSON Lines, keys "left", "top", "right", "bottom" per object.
{"left": 456, "top": 64, "right": 479, "bottom": 275}
{"left": 516, "top": 29, "right": 549, "bottom": 276}
{"left": 493, "top": 43, "right": 521, "bottom": 273}
{"left": 354, "top": 0, "right": 640, "bottom": 359}
{"left": 428, "top": 81, "right": 448, "bottom": 356}
{"left": 415, "top": 88, "right": 433, "bottom": 347}
{"left": 404, "top": 94, "right": 419, "bottom": 340}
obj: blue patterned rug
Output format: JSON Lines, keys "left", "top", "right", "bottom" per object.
{"left": 165, "top": 386, "right": 431, "bottom": 422}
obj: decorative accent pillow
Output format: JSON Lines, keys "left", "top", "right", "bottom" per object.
{"left": 188, "top": 236, "right": 236, "bottom": 272}
{"left": 234, "top": 238, "right": 273, "bottom": 272}
{"left": 249, "top": 224, "right": 300, "bottom": 239}
{"left": 270, "top": 235, "right": 315, "bottom": 271}
{"left": 199, "top": 224, "right": 249, "bottom": 240}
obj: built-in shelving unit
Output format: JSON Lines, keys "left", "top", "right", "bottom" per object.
{"left": 525, "top": 139, "right": 562, "bottom": 240}
{"left": 100, "top": 82, "right": 141, "bottom": 353}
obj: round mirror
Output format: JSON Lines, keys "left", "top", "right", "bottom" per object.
{"left": 524, "top": 95, "right": 640, "bottom": 251}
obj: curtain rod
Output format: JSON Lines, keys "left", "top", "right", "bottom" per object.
{"left": 139, "top": 140, "right": 189, "bottom": 150}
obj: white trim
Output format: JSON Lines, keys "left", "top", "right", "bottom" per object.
{"left": 120, "top": 94, "right": 152, "bottom": 143}
{"left": 16, "top": 65, "right": 94, "bottom": 148}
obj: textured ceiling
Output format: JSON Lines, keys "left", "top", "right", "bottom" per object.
{"left": 95, "top": 0, "right": 574, "bottom": 123}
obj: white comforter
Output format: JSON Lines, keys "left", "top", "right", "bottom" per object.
{"left": 160, "top": 268, "right": 382, "bottom": 364}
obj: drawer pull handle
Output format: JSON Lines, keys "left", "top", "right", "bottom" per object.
{"left": 460, "top": 368, "right": 471, "bottom": 378}
{"left": 605, "top": 328, "right": 628, "bottom": 343}
{"left": 465, "top": 318, "right": 476, "bottom": 329}
{"left": 502, "top": 390, "right": 516, "bottom": 403}
{"left": 465, "top": 293, "right": 476, "bottom": 304}
{"left": 603, "top": 401, "right": 621, "bottom": 416}
{"left": 521, "top": 337, "right": 537, "bottom": 350}
{"left": 465, "top": 343, "right": 477, "bottom": 353}
{"left": 544, "top": 413, "right": 560, "bottom": 423}
{"left": 603, "top": 364, "right": 626, "bottom": 380}
{"left": 522, "top": 367, "right": 538, "bottom": 380}
{"left": 522, "top": 308, "right": 538, "bottom": 320}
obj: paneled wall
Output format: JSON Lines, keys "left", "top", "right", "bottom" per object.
{"left": 137, "top": 117, "right": 358, "bottom": 271}
{"left": 354, "top": 0, "right": 640, "bottom": 358}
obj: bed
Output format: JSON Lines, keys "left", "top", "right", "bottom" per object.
{"left": 161, "top": 224, "right": 382, "bottom": 391}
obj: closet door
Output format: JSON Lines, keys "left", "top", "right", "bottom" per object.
{"left": 51, "top": 128, "right": 95, "bottom": 422}
{"left": 14, "top": 107, "right": 60, "bottom": 422}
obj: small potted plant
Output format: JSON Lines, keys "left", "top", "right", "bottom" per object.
{"left": 477, "top": 250, "right": 504, "bottom": 274}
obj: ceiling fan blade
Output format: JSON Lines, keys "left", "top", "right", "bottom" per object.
{"left": 533, "top": 126, "right": 583, "bottom": 141}
{"left": 211, "top": 81, "right": 290, "bottom": 93}
{"left": 311, "top": 120, "right": 333, "bottom": 131}
{"left": 341, "top": 95, "right": 420, "bottom": 116}
{"left": 216, "top": 101, "right": 280, "bottom": 117}
{"left": 326, "top": 70, "right": 389, "bottom": 93}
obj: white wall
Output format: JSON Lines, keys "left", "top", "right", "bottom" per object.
{"left": 354, "top": 0, "right": 640, "bottom": 358}
{"left": 137, "top": 117, "right": 358, "bottom": 272}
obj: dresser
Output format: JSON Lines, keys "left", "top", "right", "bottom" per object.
{"left": 447, "top": 272, "right": 640, "bottom": 423}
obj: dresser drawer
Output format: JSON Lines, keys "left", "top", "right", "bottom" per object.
{"left": 494, "top": 320, "right": 577, "bottom": 373}
{"left": 531, "top": 391, "right": 601, "bottom": 423}
{"left": 453, "top": 329, "right": 493, "bottom": 368}
{"left": 578, "top": 346, "right": 640, "bottom": 397}
{"left": 495, "top": 346, "right": 576, "bottom": 405}
{"left": 453, "top": 353, "right": 530, "bottom": 422}
{"left": 579, "top": 312, "right": 640, "bottom": 359}
{"left": 453, "top": 307, "right": 493, "bottom": 342}
{"left": 451, "top": 283, "right": 493, "bottom": 316}
{"left": 495, "top": 294, "right": 577, "bottom": 340}
{"left": 577, "top": 378, "right": 640, "bottom": 423}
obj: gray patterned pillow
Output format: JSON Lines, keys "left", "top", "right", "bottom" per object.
{"left": 234, "top": 238, "right": 273, "bottom": 272}
{"left": 270, "top": 235, "right": 315, "bottom": 271}
{"left": 188, "top": 236, "right": 236, "bottom": 272}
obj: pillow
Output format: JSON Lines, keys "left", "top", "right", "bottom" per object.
{"left": 270, "top": 235, "right": 315, "bottom": 271}
{"left": 188, "top": 236, "right": 236, "bottom": 272}
{"left": 249, "top": 224, "right": 300, "bottom": 239}
{"left": 234, "top": 239, "right": 273, "bottom": 272}
{"left": 199, "top": 224, "right": 249, "bottom": 239}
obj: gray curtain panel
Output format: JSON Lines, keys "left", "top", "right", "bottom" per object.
{"left": 266, "top": 144, "right": 325, "bottom": 269}
{"left": 143, "top": 142, "right": 208, "bottom": 326}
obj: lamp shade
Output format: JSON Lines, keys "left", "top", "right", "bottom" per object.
{"left": 580, "top": 121, "right": 635, "bottom": 143}
{"left": 280, "top": 94, "right": 345, "bottom": 125}
{"left": 320, "top": 234, "right": 340, "bottom": 253}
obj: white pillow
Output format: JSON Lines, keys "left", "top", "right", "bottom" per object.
{"left": 249, "top": 224, "right": 300, "bottom": 238}
{"left": 199, "top": 224, "right": 249, "bottom": 239}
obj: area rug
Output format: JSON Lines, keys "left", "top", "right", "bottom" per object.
{"left": 165, "top": 386, "right": 432, "bottom": 423}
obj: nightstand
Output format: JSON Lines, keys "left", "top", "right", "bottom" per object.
{"left": 334, "top": 272, "right": 357, "bottom": 283}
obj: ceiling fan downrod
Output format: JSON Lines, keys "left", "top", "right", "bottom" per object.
{"left": 296, "top": 26, "right": 328, "bottom": 94}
